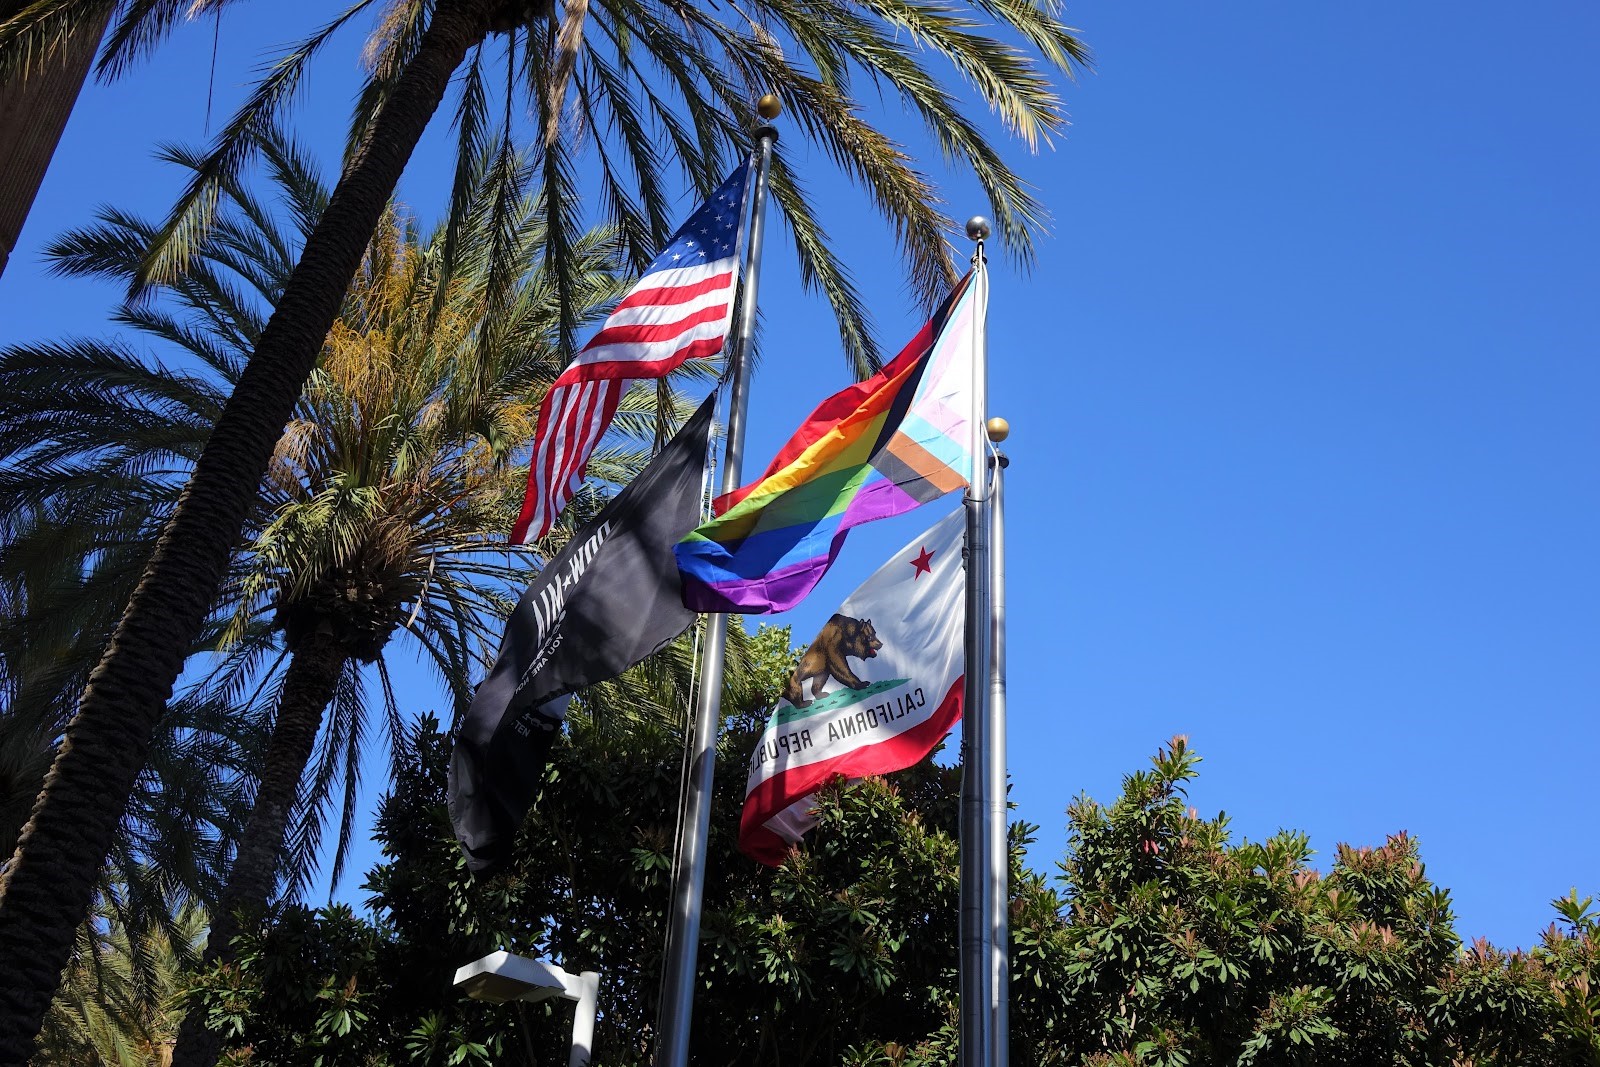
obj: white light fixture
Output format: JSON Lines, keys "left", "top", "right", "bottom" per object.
{"left": 454, "top": 951, "right": 602, "bottom": 1067}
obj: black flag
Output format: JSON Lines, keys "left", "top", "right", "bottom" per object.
{"left": 448, "top": 393, "right": 716, "bottom": 873}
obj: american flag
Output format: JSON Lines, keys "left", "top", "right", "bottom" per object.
{"left": 512, "top": 162, "right": 751, "bottom": 544}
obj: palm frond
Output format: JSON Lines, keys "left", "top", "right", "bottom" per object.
{"left": 433, "top": 43, "right": 492, "bottom": 313}
{"left": 134, "top": 0, "right": 379, "bottom": 289}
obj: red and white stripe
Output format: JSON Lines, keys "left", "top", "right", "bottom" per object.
{"left": 512, "top": 258, "right": 738, "bottom": 544}
{"left": 739, "top": 678, "right": 964, "bottom": 865}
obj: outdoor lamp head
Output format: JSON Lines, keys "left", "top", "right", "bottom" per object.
{"left": 454, "top": 951, "right": 569, "bottom": 1004}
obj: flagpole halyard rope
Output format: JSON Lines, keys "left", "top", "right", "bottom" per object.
{"left": 665, "top": 392, "right": 722, "bottom": 897}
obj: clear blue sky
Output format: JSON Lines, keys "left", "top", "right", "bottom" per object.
{"left": 3, "top": 1, "right": 1595, "bottom": 950}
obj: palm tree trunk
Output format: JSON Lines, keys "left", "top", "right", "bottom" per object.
{"left": 0, "top": 2, "right": 502, "bottom": 1059}
{"left": 0, "top": 4, "right": 113, "bottom": 279}
{"left": 170, "top": 630, "right": 348, "bottom": 1067}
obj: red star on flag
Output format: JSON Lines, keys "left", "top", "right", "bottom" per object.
{"left": 910, "top": 545, "right": 935, "bottom": 579}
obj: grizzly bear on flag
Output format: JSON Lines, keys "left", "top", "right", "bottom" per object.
{"left": 782, "top": 614, "right": 883, "bottom": 707}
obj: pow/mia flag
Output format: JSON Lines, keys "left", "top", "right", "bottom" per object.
{"left": 449, "top": 393, "right": 716, "bottom": 874}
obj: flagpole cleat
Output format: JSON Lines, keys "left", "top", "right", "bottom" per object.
{"left": 966, "top": 215, "right": 991, "bottom": 242}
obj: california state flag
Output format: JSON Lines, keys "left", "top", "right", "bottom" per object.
{"left": 740, "top": 509, "right": 965, "bottom": 865}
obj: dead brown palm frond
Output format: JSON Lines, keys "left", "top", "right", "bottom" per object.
{"left": 544, "top": 0, "right": 589, "bottom": 148}
{"left": 359, "top": 0, "right": 415, "bottom": 71}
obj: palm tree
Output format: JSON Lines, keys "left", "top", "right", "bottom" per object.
{"left": 0, "top": 0, "right": 110, "bottom": 279}
{"left": 0, "top": 505, "right": 256, "bottom": 1030}
{"left": 0, "top": 0, "right": 283, "bottom": 280}
{"left": 173, "top": 165, "right": 665, "bottom": 1067}
{"left": 0, "top": 1, "right": 1089, "bottom": 1055}
{"left": 33, "top": 886, "right": 207, "bottom": 1066}
{"left": 0, "top": 129, "right": 692, "bottom": 1064}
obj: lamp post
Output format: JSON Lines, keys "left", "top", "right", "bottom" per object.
{"left": 454, "top": 951, "right": 602, "bottom": 1067}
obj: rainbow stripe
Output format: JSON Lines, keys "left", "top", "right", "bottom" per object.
{"left": 676, "top": 274, "right": 980, "bottom": 613}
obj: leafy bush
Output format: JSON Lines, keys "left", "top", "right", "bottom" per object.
{"left": 188, "top": 726, "right": 1598, "bottom": 1066}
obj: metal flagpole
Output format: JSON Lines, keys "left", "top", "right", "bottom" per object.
{"left": 959, "top": 218, "right": 1001, "bottom": 1067}
{"left": 987, "top": 425, "right": 1011, "bottom": 1063}
{"left": 653, "top": 98, "right": 780, "bottom": 1067}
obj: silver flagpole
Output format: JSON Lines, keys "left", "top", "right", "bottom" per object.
{"left": 654, "top": 98, "right": 780, "bottom": 1067}
{"left": 959, "top": 218, "right": 998, "bottom": 1067}
{"left": 987, "top": 428, "right": 1011, "bottom": 1065}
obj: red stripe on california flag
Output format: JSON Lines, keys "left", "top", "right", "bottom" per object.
{"left": 738, "top": 817, "right": 793, "bottom": 867}
{"left": 609, "top": 269, "right": 734, "bottom": 313}
{"left": 737, "top": 678, "right": 964, "bottom": 865}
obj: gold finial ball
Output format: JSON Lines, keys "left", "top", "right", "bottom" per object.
{"left": 757, "top": 94, "right": 782, "bottom": 119}
{"left": 986, "top": 416, "right": 1010, "bottom": 443}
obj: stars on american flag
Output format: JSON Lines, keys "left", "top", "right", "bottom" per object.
{"left": 644, "top": 167, "right": 748, "bottom": 273}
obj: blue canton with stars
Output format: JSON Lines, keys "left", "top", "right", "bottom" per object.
{"left": 643, "top": 161, "right": 750, "bottom": 276}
